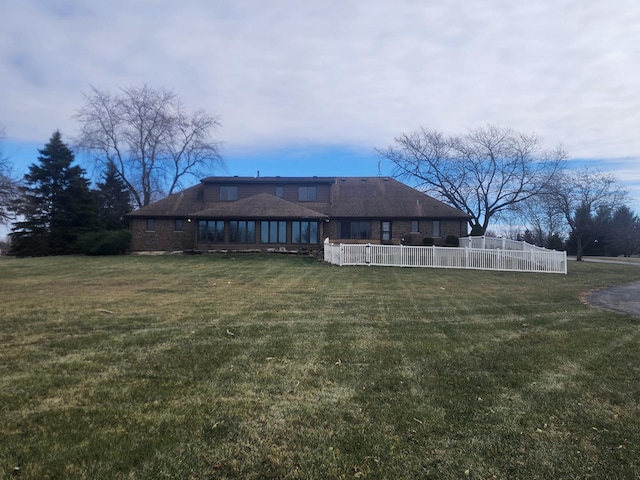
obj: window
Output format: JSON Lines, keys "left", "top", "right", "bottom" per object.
{"left": 410, "top": 220, "right": 419, "bottom": 233}
{"left": 275, "top": 186, "right": 284, "bottom": 198}
{"left": 146, "top": 219, "right": 155, "bottom": 232}
{"left": 381, "top": 221, "right": 391, "bottom": 242}
{"left": 339, "top": 221, "right": 371, "bottom": 239}
{"left": 292, "top": 221, "right": 318, "bottom": 244}
{"left": 229, "top": 220, "right": 256, "bottom": 243}
{"left": 198, "top": 220, "right": 225, "bottom": 243}
{"left": 432, "top": 220, "right": 441, "bottom": 237}
{"left": 175, "top": 219, "right": 184, "bottom": 232}
{"left": 261, "top": 221, "right": 286, "bottom": 244}
{"left": 298, "top": 186, "right": 317, "bottom": 201}
{"left": 220, "top": 186, "right": 238, "bottom": 201}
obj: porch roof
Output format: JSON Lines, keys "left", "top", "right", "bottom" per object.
{"left": 190, "top": 193, "right": 329, "bottom": 219}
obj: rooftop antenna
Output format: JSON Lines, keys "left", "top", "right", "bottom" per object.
{"left": 256, "top": 170, "right": 260, "bottom": 178}
{"left": 377, "top": 160, "right": 382, "bottom": 177}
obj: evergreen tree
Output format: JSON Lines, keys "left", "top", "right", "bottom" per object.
{"left": 95, "top": 160, "right": 132, "bottom": 230}
{"left": 605, "top": 206, "right": 640, "bottom": 257}
{"left": 10, "top": 131, "right": 99, "bottom": 256}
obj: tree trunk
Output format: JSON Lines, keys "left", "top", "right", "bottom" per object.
{"left": 575, "top": 238, "right": 584, "bottom": 261}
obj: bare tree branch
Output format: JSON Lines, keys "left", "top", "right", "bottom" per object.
{"left": 548, "top": 167, "right": 628, "bottom": 260}
{"left": 0, "top": 126, "right": 23, "bottom": 226}
{"left": 377, "top": 125, "right": 566, "bottom": 233}
{"left": 75, "top": 85, "right": 223, "bottom": 208}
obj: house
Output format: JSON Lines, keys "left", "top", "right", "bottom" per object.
{"left": 125, "top": 176, "right": 471, "bottom": 252}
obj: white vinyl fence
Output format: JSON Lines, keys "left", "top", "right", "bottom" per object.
{"left": 324, "top": 237, "right": 567, "bottom": 274}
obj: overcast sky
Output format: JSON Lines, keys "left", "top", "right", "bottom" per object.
{"left": 1, "top": 0, "right": 639, "bottom": 207}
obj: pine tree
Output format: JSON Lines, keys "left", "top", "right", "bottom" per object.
{"left": 10, "top": 131, "right": 99, "bottom": 256}
{"left": 95, "top": 161, "right": 132, "bottom": 230}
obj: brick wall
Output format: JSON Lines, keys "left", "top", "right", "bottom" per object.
{"left": 130, "top": 218, "right": 197, "bottom": 251}
{"left": 130, "top": 217, "right": 468, "bottom": 251}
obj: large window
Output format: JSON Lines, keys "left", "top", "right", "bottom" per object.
{"left": 339, "top": 221, "right": 371, "bottom": 239}
{"left": 220, "top": 186, "right": 238, "bottom": 201}
{"left": 292, "top": 221, "right": 318, "bottom": 244}
{"left": 229, "top": 220, "right": 256, "bottom": 243}
{"left": 174, "top": 219, "right": 184, "bottom": 232}
{"left": 261, "top": 221, "right": 286, "bottom": 243}
{"left": 298, "top": 186, "right": 317, "bottom": 201}
{"left": 410, "top": 220, "right": 419, "bottom": 233}
{"left": 146, "top": 219, "right": 155, "bottom": 232}
{"left": 198, "top": 220, "right": 225, "bottom": 243}
{"left": 275, "top": 186, "right": 284, "bottom": 198}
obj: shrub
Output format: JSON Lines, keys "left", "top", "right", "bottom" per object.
{"left": 78, "top": 230, "right": 131, "bottom": 256}
{"left": 445, "top": 235, "right": 459, "bottom": 247}
{"left": 422, "top": 237, "right": 434, "bottom": 246}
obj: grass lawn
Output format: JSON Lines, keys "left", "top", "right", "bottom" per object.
{"left": 1, "top": 254, "right": 640, "bottom": 479}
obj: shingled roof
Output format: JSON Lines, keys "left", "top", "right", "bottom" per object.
{"left": 126, "top": 176, "right": 470, "bottom": 220}
{"left": 330, "top": 177, "right": 470, "bottom": 219}
{"left": 126, "top": 184, "right": 204, "bottom": 217}
{"left": 190, "top": 193, "right": 328, "bottom": 219}
{"left": 200, "top": 176, "right": 335, "bottom": 185}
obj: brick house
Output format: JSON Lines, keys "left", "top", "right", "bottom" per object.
{"left": 126, "top": 176, "right": 471, "bottom": 252}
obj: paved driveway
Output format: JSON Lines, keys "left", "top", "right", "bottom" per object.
{"left": 579, "top": 258, "right": 640, "bottom": 318}
{"left": 585, "top": 280, "right": 640, "bottom": 317}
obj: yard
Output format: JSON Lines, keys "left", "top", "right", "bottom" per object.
{"left": 1, "top": 254, "right": 639, "bottom": 479}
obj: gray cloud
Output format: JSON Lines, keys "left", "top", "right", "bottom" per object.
{"left": 2, "top": 0, "right": 640, "bottom": 173}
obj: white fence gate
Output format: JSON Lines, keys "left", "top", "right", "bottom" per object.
{"left": 323, "top": 237, "right": 567, "bottom": 274}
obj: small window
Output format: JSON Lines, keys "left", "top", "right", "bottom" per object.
{"left": 275, "top": 186, "right": 284, "bottom": 198}
{"left": 220, "top": 186, "right": 238, "bottom": 201}
{"left": 433, "top": 220, "right": 441, "bottom": 237}
{"left": 410, "top": 220, "right": 419, "bottom": 233}
{"left": 175, "top": 219, "right": 184, "bottom": 232}
{"left": 381, "top": 221, "right": 391, "bottom": 242}
{"left": 298, "top": 186, "right": 317, "bottom": 201}
{"left": 146, "top": 219, "right": 155, "bottom": 232}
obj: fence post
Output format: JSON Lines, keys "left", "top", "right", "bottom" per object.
{"left": 530, "top": 249, "right": 533, "bottom": 273}
{"left": 366, "top": 243, "right": 371, "bottom": 265}
{"left": 339, "top": 243, "right": 344, "bottom": 266}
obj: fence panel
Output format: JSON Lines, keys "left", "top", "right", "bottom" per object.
{"left": 324, "top": 242, "right": 566, "bottom": 274}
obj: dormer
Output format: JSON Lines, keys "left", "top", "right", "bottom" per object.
{"left": 200, "top": 176, "right": 334, "bottom": 203}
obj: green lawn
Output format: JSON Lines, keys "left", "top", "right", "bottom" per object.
{"left": 1, "top": 254, "right": 639, "bottom": 479}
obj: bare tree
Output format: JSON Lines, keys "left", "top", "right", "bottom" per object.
{"left": 378, "top": 125, "right": 566, "bottom": 234}
{"left": 0, "top": 126, "right": 22, "bottom": 226}
{"left": 550, "top": 167, "right": 628, "bottom": 261}
{"left": 508, "top": 191, "right": 567, "bottom": 248}
{"left": 75, "top": 85, "right": 223, "bottom": 208}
